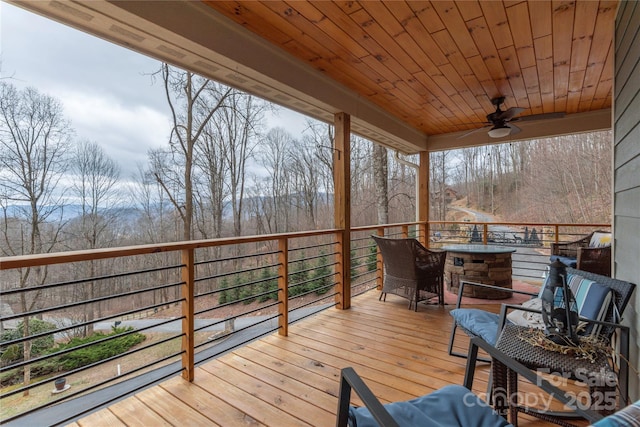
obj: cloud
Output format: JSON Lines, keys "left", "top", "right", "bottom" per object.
{"left": 2, "top": 3, "right": 171, "bottom": 178}
{"left": 56, "top": 88, "right": 171, "bottom": 177}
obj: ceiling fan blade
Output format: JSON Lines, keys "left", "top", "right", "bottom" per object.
{"left": 457, "top": 125, "right": 490, "bottom": 139}
{"left": 498, "top": 107, "right": 525, "bottom": 120}
{"left": 517, "top": 112, "right": 565, "bottom": 121}
{"left": 507, "top": 123, "right": 521, "bottom": 135}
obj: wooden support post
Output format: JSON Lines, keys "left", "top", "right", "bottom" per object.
{"left": 376, "top": 227, "right": 384, "bottom": 290}
{"left": 401, "top": 225, "right": 409, "bottom": 238}
{"left": 278, "top": 237, "right": 289, "bottom": 336}
{"left": 334, "top": 112, "right": 351, "bottom": 310}
{"left": 483, "top": 223, "right": 489, "bottom": 245}
{"left": 181, "top": 248, "right": 195, "bottom": 381}
{"left": 418, "top": 151, "right": 429, "bottom": 247}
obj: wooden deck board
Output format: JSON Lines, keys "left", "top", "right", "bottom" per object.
{"left": 107, "top": 395, "right": 172, "bottom": 427}
{"left": 73, "top": 408, "right": 126, "bottom": 427}
{"left": 70, "top": 290, "right": 566, "bottom": 426}
{"left": 160, "top": 376, "right": 263, "bottom": 427}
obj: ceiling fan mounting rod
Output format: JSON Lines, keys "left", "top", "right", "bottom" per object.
{"left": 491, "top": 96, "right": 505, "bottom": 107}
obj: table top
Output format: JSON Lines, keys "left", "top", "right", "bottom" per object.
{"left": 496, "top": 324, "right": 614, "bottom": 377}
{"left": 441, "top": 244, "right": 517, "bottom": 254}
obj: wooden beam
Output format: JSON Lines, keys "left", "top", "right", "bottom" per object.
{"left": 334, "top": 112, "right": 351, "bottom": 310}
{"left": 426, "top": 109, "right": 611, "bottom": 151}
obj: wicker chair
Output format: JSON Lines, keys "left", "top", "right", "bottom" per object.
{"left": 448, "top": 267, "right": 635, "bottom": 359}
{"left": 372, "top": 235, "right": 446, "bottom": 311}
{"left": 550, "top": 230, "right": 611, "bottom": 276}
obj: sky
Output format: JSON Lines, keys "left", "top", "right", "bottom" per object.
{"left": 0, "top": 2, "right": 309, "bottom": 179}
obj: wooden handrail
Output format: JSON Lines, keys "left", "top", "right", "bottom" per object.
{"left": 428, "top": 221, "right": 611, "bottom": 228}
{"left": 0, "top": 229, "right": 343, "bottom": 270}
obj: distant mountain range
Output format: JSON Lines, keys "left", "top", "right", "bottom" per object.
{"left": 2, "top": 204, "right": 135, "bottom": 222}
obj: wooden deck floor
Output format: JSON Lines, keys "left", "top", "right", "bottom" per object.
{"left": 68, "top": 291, "right": 570, "bottom": 426}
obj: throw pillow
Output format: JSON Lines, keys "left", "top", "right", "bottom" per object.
{"left": 589, "top": 232, "right": 611, "bottom": 248}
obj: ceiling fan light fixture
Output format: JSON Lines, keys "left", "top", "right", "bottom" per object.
{"left": 488, "top": 125, "right": 511, "bottom": 138}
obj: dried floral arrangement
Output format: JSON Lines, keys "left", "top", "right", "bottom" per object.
{"left": 517, "top": 328, "right": 612, "bottom": 364}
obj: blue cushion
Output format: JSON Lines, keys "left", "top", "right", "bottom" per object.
{"left": 450, "top": 309, "right": 501, "bottom": 345}
{"left": 538, "top": 273, "right": 613, "bottom": 336}
{"left": 549, "top": 255, "right": 578, "bottom": 268}
{"left": 591, "top": 400, "right": 640, "bottom": 426}
{"left": 349, "top": 385, "right": 511, "bottom": 427}
{"left": 566, "top": 274, "right": 612, "bottom": 336}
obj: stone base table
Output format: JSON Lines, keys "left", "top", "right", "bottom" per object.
{"left": 442, "top": 244, "right": 516, "bottom": 299}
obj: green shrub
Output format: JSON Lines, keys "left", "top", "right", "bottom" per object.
{"left": 257, "top": 267, "right": 277, "bottom": 302}
{"left": 0, "top": 318, "right": 56, "bottom": 364}
{"left": 239, "top": 283, "right": 256, "bottom": 304}
{"left": 0, "top": 325, "right": 145, "bottom": 386}
{"left": 350, "top": 248, "right": 360, "bottom": 279}
{"left": 218, "top": 277, "right": 230, "bottom": 304}
{"left": 289, "top": 253, "right": 310, "bottom": 297}
{"left": 309, "top": 251, "right": 333, "bottom": 295}
{"left": 366, "top": 244, "right": 377, "bottom": 272}
{"left": 53, "top": 326, "right": 145, "bottom": 371}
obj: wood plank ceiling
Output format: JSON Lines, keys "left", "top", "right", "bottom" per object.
{"left": 204, "top": 0, "right": 617, "bottom": 137}
{"left": 10, "top": 0, "right": 617, "bottom": 152}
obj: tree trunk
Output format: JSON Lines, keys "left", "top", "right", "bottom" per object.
{"left": 373, "top": 144, "right": 389, "bottom": 224}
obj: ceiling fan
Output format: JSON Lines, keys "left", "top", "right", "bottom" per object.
{"left": 458, "top": 97, "right": 565, "bottom": 139}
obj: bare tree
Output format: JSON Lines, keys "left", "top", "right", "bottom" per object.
{"left": 259, "top": 127, "right": 293, "bottom": 233}
{"left": 151, "top": 64, "right": 232, "bottom": 241}
{"left": 430, "top": 151, "right": 450, "bottom": 220}
{"left": 304, "top": 120, "right": 334, "bottom": 206}
{"left": 218, "top": 92, "right": 265, "bottom": 237}
{"left": 130, "top": 165, "right": 178, "bottom": 305}
{"left": 289, "top": 135, "right": 325, "bottom": 228}
{"left": 68, "top": 140, "right": 121, "bottom": 334}
{"left": 0, "top": 82, "right": 71, "bottom": 394}
{"left": 193, "top": 119, "right": 227, "bottom": 239}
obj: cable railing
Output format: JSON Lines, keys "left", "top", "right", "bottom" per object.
{"left": 428, "top": 221, "right": 611, "bottom": 282}
{"left": 0, "top": 221, "right": 610, "bottom": 423}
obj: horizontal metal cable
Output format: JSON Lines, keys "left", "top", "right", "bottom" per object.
{"left": 1, "top": 330, "right": 185, "bottom": 399}
{"left": 195, "top": 297, "right": 280, "bottom": 319}
{"left": 0, "top": 263, "right": 184, "bottom": 296}
{"left": 1, "top": 297, "right": 185, "bottom": 348}
{"left": 194, "top": 314, "right": 280, "bottom": 352}
{"left": 1, "top": 316, "right": 184, "bottom": 373}
{"left": 289, "top": 239, "right": 336, "bottom": 250}
{"left": 195, "top": 249, "right": 279, "bottom": 266}
{"left": 195, "top": 262, "right": 279, "bottom": 283}
{"left": 290, "top": 292, "right": 338, "bottom": 312}
{"left": 3, "top": 352, "right": 185, "bottom": 425}
{"left": 1, "top": 280, "right": 184, "bottom": 322}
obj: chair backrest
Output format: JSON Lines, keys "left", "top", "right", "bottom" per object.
{"left": 372, "top": 236, "right": 422, "bottom": 280}
{"left": 566, "top": 267, "right": 636, "bottom": 338}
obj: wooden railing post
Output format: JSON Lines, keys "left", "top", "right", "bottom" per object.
{"left": 376, "top": 228, "right": 384, "bottom": 290}
{"left": 401, "top": 225, "right": 409, "bottom": 238}
{"left": 278, "top": 237, "right": 289, "bottom": 336}
{"left": 418, "top": 152, "right": 429, "bottom": 247}
{"left": 554, "top": 225, "right": 560, "bottom": 244}
{"left": 181, "top": 248, "right": 195, "bottom": 381}
{"left": 482, "top": 223, "right": 489, "bottom": 245}
{"left": 421, "top": 221, "right": 429, "bottom": 248}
